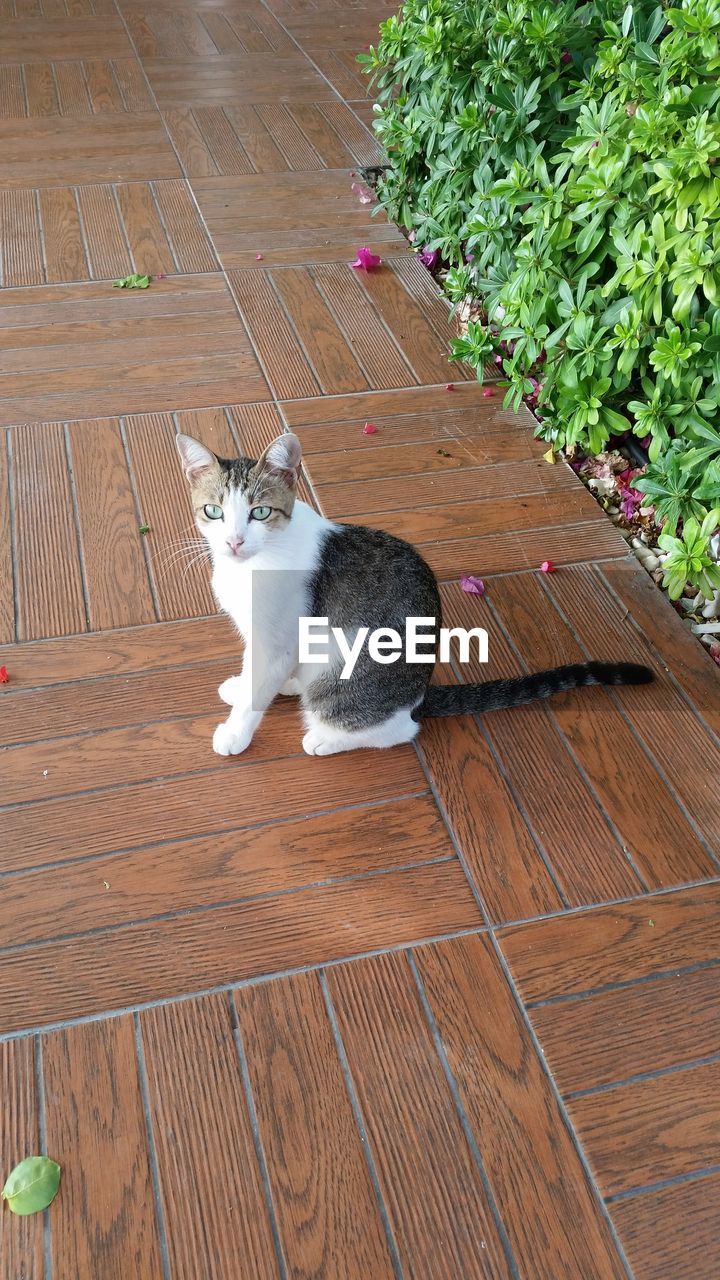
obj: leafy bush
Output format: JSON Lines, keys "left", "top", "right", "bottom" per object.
{"left": 363, "top": 0, "right": 720, "bottom": 597}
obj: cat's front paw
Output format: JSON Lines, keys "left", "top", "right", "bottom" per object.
{"left": 218, "top": 676, "right": 244, "bottom": 705}
{"left": 213, "top": 719, "right": 254, "bottom": 756}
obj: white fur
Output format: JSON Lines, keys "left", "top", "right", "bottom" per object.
{"left": 301, "top": 707, "right": 419, "bottom": 756}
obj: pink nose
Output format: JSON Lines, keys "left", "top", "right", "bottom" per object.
{"left": 226, "top": 536, "right": 244, "bottom": 554}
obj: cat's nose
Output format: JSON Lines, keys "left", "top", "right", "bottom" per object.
{"left": 225, "top": 536, "right": 244, "bottom": 555}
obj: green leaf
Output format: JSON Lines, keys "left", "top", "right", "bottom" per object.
{"left": 138, "top": 524, "right": 151, "bottom": 536}
{"left": 2, "top": 1157, "right": 61, "bottom": 1216}
{"left": 113, "top": 274, "right": 152, "bottom": 290}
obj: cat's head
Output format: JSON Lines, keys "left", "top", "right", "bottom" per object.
{"left": 176, "top": 432, "right": 302, "bottom": 563}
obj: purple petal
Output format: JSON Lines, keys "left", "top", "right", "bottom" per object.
{"left": 351, "top": 246, "right": 382, "bottom": 271}
{"left": 418, "top": 248, "right": 439, "bottom": 270}
{"left": 460, "top": 575, "right": 486, "bottom": 596}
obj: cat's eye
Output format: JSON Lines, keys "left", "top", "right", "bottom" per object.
{"left": 203, "top": 503, "right": 223, "bottom": 520}
{"left": 250, "top": 505, "right": 272, "bottom": 521}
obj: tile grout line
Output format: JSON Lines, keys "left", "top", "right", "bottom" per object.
{"left": 524, "top": 952, "right": 720, "bottom": 1009}
{"left": 228, "top": 992, "right": 289, "bottom": 1280}
{"left": 407, "top": 951, "right": 520, "bottom": 1280}
{"left": 565, "top": 1048, "right": 720, "bottom": 1101}
{"left": 605, "top": 1162, "right": 720, "bottom": 1204}
{"left": 133, "top": 1012, "right": 172, "bottom": 1280}
{"left": 4, "top": 426, "right": 20, "bottom": 644}
{"left": 118, "top": 414, "right": 163, "bottom": 621}
{"left": 35, "top": 1034, "right": 53, "bottom": 1280}
{"left": 488, "top": 932, "right": 637, "bottom": 1280}
{"left": 482, "top": 592, "right": 650, "bottom": 893}
{"left": 61, "top": 422, "right": 92, "bottom": 633}
{"left": 319, "top": 970, "right": 404, "bottom": 1280}
{"left": 0, "top": 923, "right": 486, "bottom": 1045}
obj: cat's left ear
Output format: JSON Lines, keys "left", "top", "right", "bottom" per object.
{"left": 176, "top": 434, "right": 219, "bottom": 482}
{"left": 258, "top": 434, "right": 302, "bottom": 487}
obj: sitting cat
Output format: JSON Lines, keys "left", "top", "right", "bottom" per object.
{"left": 176, "top": 431, "right": 652, "bottom": 757}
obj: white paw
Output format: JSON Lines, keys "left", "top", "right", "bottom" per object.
{"left": 218, "top": 676, "right": 245, "bottom": 706}
{"left": 302, "top": 727, "right": 344, "bottom": 756}
{"left": 213, "top": 719, "right": 254, "bottom": 756}
{"left": 280, "top": 676, "right": 302, "bottom": 696}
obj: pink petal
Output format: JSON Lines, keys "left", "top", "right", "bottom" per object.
{"left": 460, "top": 575, "right": 485, "bottom": 596}
{"left": 255, "top": 253, "right": 264, "bottom": 261}
{"left": 445, "top": 383, "right": 454, "bottom": 391}
{"left": 482, "top": 387, "right": 494, "bottom": 398}
{"left": 540, "top": 560, "right": 555, "bottom": 573}
{"left": 351, "top": 181, "right": 373, "bottom": 205}
{"left": 418, "top": 248, "right": 439, "bottom": 270}
{"left": 351, "top": 246, "right": 382, "bottom": 271}
{"left": 363, "top": 422, "right": 378, "bottom": 435}
{"left": 155, "top": 273, "right": 166, "bottom": 280}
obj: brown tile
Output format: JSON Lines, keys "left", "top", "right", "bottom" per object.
{"left": 144, "top": 54, "right": 334, "bottom": 107}
{"left": 500, "top": 883, "right": 720, "bottom": 1002}
{"left": 0, "top": 614, "right": 237, "bottom": 689}
{"left": 141, "top": 995, "right": 279, "bottom": 1280}
{"left": 192, "top": 169, "right": 408, "bottom": 267}
{"left": 0, "top": 16, "right": 134, "bottom": 61}
{"left": 43, "top": 1017, "right": 164, "bottom": 1278}
{"left": 282, "top": 5, "right": 391, "bottom": 49}
{"left": 328, "top": 950, "right": 513, "bottom": 1278}
{"left": 282, "top": 383, "right": 512, "bottom": 431}
{"left": 0, "top": 1040, "right": 43, "bottom": 1280}
{"left": 0, "top": 275, "right": 267, "bottom": 426}
{"left": 611, "top": 1174, "right": 720, "bottom": 1280}
{"left": 236, "top": 972, "right": 396, "bottom": 1277}
{"left": 568, "top": 1058, "right": 720, "bottom": 1195}
{"left": 0, "top": 429, "right": 12, "bottom": 643}
{"left": 487, "top": 571, "right": 717, "bottom": 887}
{"left": 531, "top": 967, "right": 720, "bottom": 1094}
{"left": 0, "top": 861, "right": 481, "bottom": 1031}
{"left": 125, "top": 4, "right": 293, "bottom": 56}
{"left": 416, "top": 934, "right": 628, "bottom": 1279}
{"left": 311, "top": 48, "right": 369, "bottom": 99}
{"left": 0, "top": 114, "right": 180, "bottom": 186}
{"left": 0, "top": 796, "right": 451, "bottom": 947}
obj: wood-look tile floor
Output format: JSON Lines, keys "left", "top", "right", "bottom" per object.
{"left": 1, "top": 2, "right": 719, "bottom": 1277}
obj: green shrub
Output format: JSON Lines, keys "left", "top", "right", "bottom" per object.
{"left": 363, "top": 0, "right": 720, "bottom": 597}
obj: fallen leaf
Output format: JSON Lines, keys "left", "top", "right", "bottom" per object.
{"left": 351, "top": 247, "right": 382, "bottom": 272}
{"left": 540, "top": 560, "right": 555, "bottom": 573}
{"left": 543, "top": 448, "right": 556, "bottom": 465}
{"left": 648, "top": 919, "right": 654, "bottom": 927}
{"left": 2, "top": 1157, "right": 61, "bottom": 1216}
{"left": 363, "top": 422, "right": 378, "bottom": 435}
{"left": 437, "top": 448, "right": 452, "bottom": 458}
{"left": 0, "top": 665, "right": 8, "bottom": 684}
{"left": 113, "top": 274, "right": 151, "bottom": 290}
{"left": 138, "top": 524, "right": 151, "bottom": 536}
{"left": 460, "top": 575, "right": 485, "bottom": 596}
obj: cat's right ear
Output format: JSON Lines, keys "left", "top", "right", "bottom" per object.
{"left": 176, "top": 434, "right": 217, "bottom": 482}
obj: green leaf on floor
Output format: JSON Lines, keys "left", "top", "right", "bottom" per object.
{"left": 113, "top": 274, "right": 152, "bottom": 290}
{"left": 2, "top": 1156, "right": 61, "bottom": 1215}
{"left": 139, "top": 524, "right": 151, "bottom": 536}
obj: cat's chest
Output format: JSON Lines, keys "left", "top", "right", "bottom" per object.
{"left": 212, "top": 561, "right": 252, "bottom": 637}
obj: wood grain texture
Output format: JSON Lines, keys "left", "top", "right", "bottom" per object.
{"left": 601, "top": 560, "right": 720, "bottom": 737}
{"left": 141, "top": 995, "right": 279, "bottom": 1280}
{"left": 43, "top": 1016, "right": 164, "bottom": 1280}
{"left": 236, "top": 972, "right": 395, "bottom": 1278}
{"left": 568, "top": 1058, "right": 720, "bottom": 1195}
{"left": 0, "top": 276, "right": 267, "bottom": 425}
{"left": 0, "top": 16, "right": 133, "bottom": 61}
{"left": 531, "top": 966, "right": 720, "bottom": 1094}
{"left": 11, "top": 421, "right": 87, "bottom": 640}
{"left": 0, "top": 1038, "right": 43, "bottom": 1280}
{"left": 416, "top": 933, "right": 627, "bottom": 1279}
{"left": 545, "top": 565, "right": 720, "bottom": 853}
{"left": 0, "top": 114, "right": 180, "bottom": 187}
{"left": 328, "top": 950, "right": 513, "bottom": 1278}
{"left": 68, "top": 418, "right": 155, "bottom": 630}
{"left": 0, "top": 796, "right": 452, "bottom": 947}
{"left": 500, "top": 883, "right": 720, "bottom": 1002}
{"left": 144, "top": 55, "right": 333, "bottom": 107}
{"left": 611, "top": 1173, "right": 720, "bottom": 1280}
{"left": 487, "top": 571, "right": 716, "bottom": 887}
{"left": 0, "top": 614, "right": 237, "bottom": 688}
{"left": 0, "top": 428, "right": 12, "bottom": 642}
{"left": 0, "top": 862, "right": 481, "bottom": 1033}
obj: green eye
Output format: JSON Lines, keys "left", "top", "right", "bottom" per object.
{"left": 250, "top": 506, "right": 272, "bottom": 521}
{"left": 203, "top": 504, "right": 223, "bottom": 520}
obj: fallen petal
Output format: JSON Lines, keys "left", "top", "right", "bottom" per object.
{"left": 460, "top": 575, "right": 485, "bottom": 596}
{"left": 540, "top": 560, "right": 555, "bottom": 573}
{"left": 351, "top": 182, "right": 373, "bottom": 205}
{"left": 351, "top": 246, "right": 382, "bottom": 271}
{"left": 445, "top": 383, "right": 454, "bottom": 392}
{"left": 418, "top": 248, "right": 439, "bottom": 270}
{"left": 482, "top": 387, "right": 494, "bottom": 398}
{"left": 363, "top": 422, "right": 378, "bottom": 435}
{"left": 255, "top": 253, "right": 264, "bottom": 261}
{"left": 0, "top": 664, "right": 8, "bottom": 684}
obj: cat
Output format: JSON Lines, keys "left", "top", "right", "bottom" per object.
{"left": 176, "top": 431, "right": 652, "bottom": 757}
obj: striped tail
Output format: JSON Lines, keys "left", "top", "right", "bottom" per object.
{"left": 413, "top": 662, "right": 653, "bottom": 720}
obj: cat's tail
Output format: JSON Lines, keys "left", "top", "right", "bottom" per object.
{"left": 412, "top": 661, "right": 653, "bottom": 720}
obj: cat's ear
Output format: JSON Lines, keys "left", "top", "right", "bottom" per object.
{"left": 257, "top": 433, "right": 302, "bottom": 487}
{"left": 176, "top": 434, "right": 218, "bottom": 482}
